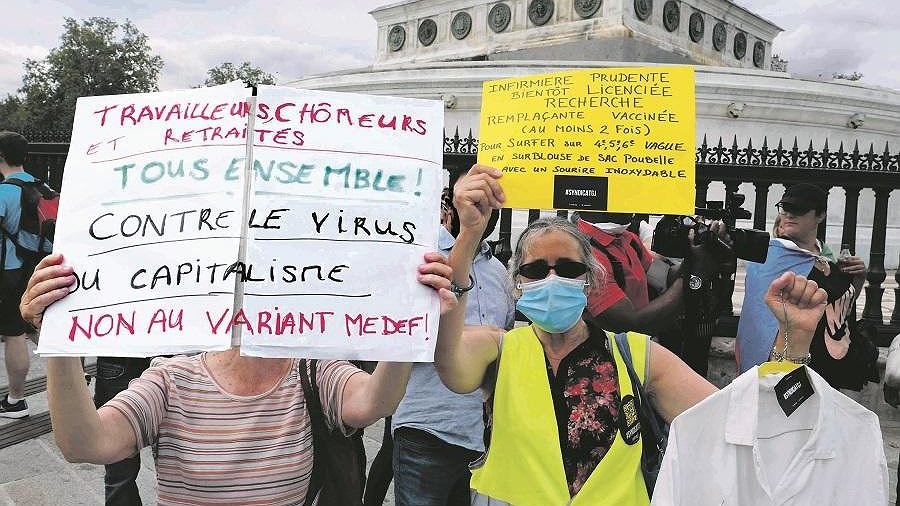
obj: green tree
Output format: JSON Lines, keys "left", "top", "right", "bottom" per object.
{"left": 18, "top": 17, "right": 163, "bottom": 131}
{"left": 0, "top": 95, "right": 25, "bottom": 131}
{"left": 201, "top": 62, "right": 276, "bottom": 88}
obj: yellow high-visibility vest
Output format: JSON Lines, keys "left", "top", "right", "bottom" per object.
{"left": 470, "top": 325, "right": 651, "bottom": 506}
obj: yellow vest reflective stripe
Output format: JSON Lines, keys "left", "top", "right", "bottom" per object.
{"left": 470, "top": 325, "right": 650, "bottom": 506}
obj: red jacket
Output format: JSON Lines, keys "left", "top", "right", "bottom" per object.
{"left": 577, "top": 220, "right": 652, "bottom": 316}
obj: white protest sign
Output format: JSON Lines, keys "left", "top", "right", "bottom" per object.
{"left": 37, "top": 83, "right": 444, "bottom": 362}
{"left": 239, "top": 86, "right": 443, "bottom": 361}
{"left": 38, "top": 83, "right": 249, "bottom": 357}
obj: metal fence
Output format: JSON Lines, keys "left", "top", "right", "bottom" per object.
{"left": 445, "top": 128, "right": 900, "bottom": 343}
{"left": 15, "top": 129, "right": 900, "bottom": 342}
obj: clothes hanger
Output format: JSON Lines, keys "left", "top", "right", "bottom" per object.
{"left": 758, "top": 360, "right": 802, "bottom": 377}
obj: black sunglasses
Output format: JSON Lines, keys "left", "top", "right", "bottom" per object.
{"left": 517, "top": 259, "right": 589, "bottom": 280}
{"left": 775, "top": 202, "right": 811, "bottom": 215}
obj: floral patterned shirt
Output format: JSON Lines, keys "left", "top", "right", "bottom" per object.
{"left": 544, "top": 323, "right": 621, "bottom": 497}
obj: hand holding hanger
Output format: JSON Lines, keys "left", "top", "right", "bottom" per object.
{"left": 764, "top": 271, "right": 828, "bottom": 362}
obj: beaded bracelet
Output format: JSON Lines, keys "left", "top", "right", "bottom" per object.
{"left": 769, "top": 346, "right": 811, "bottom": 365}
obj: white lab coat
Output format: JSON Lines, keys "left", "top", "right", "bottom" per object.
{"left": 652, "top": 366, "right": 888, "bottom": 505}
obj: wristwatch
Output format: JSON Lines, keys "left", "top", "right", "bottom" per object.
{"left": 450, "top": 274, "right": 476, "bottom": 298}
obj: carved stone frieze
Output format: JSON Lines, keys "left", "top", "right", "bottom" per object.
{"left": 712, "top": 22, "right": 726, "bottom": 51}
{"left": 689, "top": 11, "right": 704, "bottom": 42}
{"left": 734, "top": 32, "right": 747, "bottom": 59}
{"left": 388, "top": 25, "right": 406, "bottom": 51}
{"left": 634, "top": 0, "right": 652, "bottom": 21}
{"left": 753, "top": 40, "right": 765, "bottom": 67}
{"left": 489, "top": 3, "right": 512, "bottom": 32}
{"left": 574, "top": 0, "right": 602, "bottom": 19}
{"left": 529, "top": 0, "right": 554, "bottom": 26}
{"left": 418, "top": 19, "right": 437, "bottom": 46}
{"left": 452, "top": 11, "right": 472, "bottom": 40}
{"left": 663, "top": 1, "right": 680, "bottom": 32}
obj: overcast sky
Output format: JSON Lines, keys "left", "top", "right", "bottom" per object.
{"left": 1, "top": 0, "right": 897, "bottom": 98}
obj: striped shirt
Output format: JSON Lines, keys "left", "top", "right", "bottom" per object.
{"left": 104, "top": 354, "right": 361, "bottom": 506}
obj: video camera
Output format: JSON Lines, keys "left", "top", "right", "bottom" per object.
{"left": 652, "top": 193, "right": 769, "bottom": 263}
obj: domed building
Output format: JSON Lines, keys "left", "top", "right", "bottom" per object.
{"left": 286, "top": 0, "right": 900, "bottom": 338}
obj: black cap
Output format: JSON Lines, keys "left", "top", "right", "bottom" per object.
{"left": 778, "top": 183, "right": 827, "bottom": 212}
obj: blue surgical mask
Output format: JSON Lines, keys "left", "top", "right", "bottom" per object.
{"left": 515, "top": 275, "right": 587, "bottom": 334}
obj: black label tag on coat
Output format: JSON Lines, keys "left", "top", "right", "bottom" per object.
{"left": 619, "top": 394, "right": 641, "bottom": 444}
{"left": 773, "top": 366, "right": 814, "bottom": 417}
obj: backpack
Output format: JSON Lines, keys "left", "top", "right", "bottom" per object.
{"left": 298, "top": 359, "right": 366, "bottom": 506}
{"left": 0, "top": 178, "right": 59, "bottom": 272}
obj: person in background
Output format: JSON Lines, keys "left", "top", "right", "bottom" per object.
{"left": 772, "top": 213, "right": 835, "bottom": 261}
{"left": 0, "top": 131, "right": 35, "bottom": 419}
{"left": 737, "top": 183, "right": 871, "bottom": 390}
{"left": 389, "top": 188, "right": 514, "bottom": 506}
{"left": 576, "top": 211, "right": 726, "bottom": 376}
{"left": 93, "top": 356, "right": 153, "bottom": 505}
{"left": 576, "top": 211, "right": 723, "bottom": 334}
{"left": 577, "top": 211, "right": 667, "bottom": 333}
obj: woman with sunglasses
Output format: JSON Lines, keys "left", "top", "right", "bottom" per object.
{"left": 737, "top": 183, "right": 871, "bottom": 391}
{"left": 435, "top": 166, "right": 829, "bottom": 506}
{"left": 772, "top": 212, "right": 836, "bottom": 262}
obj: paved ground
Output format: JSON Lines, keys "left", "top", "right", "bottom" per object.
{"left": 0, "top": 269, "right": 897, "bottom": 505}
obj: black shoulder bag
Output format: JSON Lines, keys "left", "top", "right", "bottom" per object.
{"left": 613, "top": 333, "right": 669, "bottom": 497}
{"left": 299, "top": 358, "right": 365, "bottom": 506}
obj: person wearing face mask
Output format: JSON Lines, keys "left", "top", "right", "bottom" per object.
{"left": 433, "top": 165, "right": 829, "bottom": 506}
{"left": 575, "top": 212, "right": 724, "bottom": 338}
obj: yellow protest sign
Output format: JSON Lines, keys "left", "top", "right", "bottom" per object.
{"left": 477, "top": 67, "right": 695, "bottom": 214}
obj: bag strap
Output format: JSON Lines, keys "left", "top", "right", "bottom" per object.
{"left": 0, "top": 177, "right": 48, "bottom": 187}
{"left": 2, "top": 177, "right": 58, "bottom": 204}
{"left": 1, "top": 179, "right": 32, "bottom": 242}
{"left": 0, "top": 218, "right": 5, "bottom": 283}
{"left": 481, "top": 331, "right": 508, "bottom": 448}
{"left": 299, "top": 358, "right": 325, "bottom": 506}
{"left": 0, "top": 178, "right": 26, "bottom": 189}
{"left": 590, "top": 233, "right": 647, "bottom": 289}
{"left": 627, "top": 233, "right": 649, "bottom": 266}
{"left": 0, "top": 223, "right": 17, "bottom": 245}
{"left": 613, "top": 332, "right": 642, "bottom": 395}
{"left": 613, "top": 333, "right": 665, "bottom": 453}
{"left": 590, "top": 237, "right": 627, "bottom": 289}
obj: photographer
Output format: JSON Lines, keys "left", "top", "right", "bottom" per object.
{"left": 576, "top": 212, "right": 726, "bottom": 339}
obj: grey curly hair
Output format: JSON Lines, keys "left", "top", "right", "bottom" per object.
{"left": 508, "top": 217, "right": 605, "bottom": 297}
